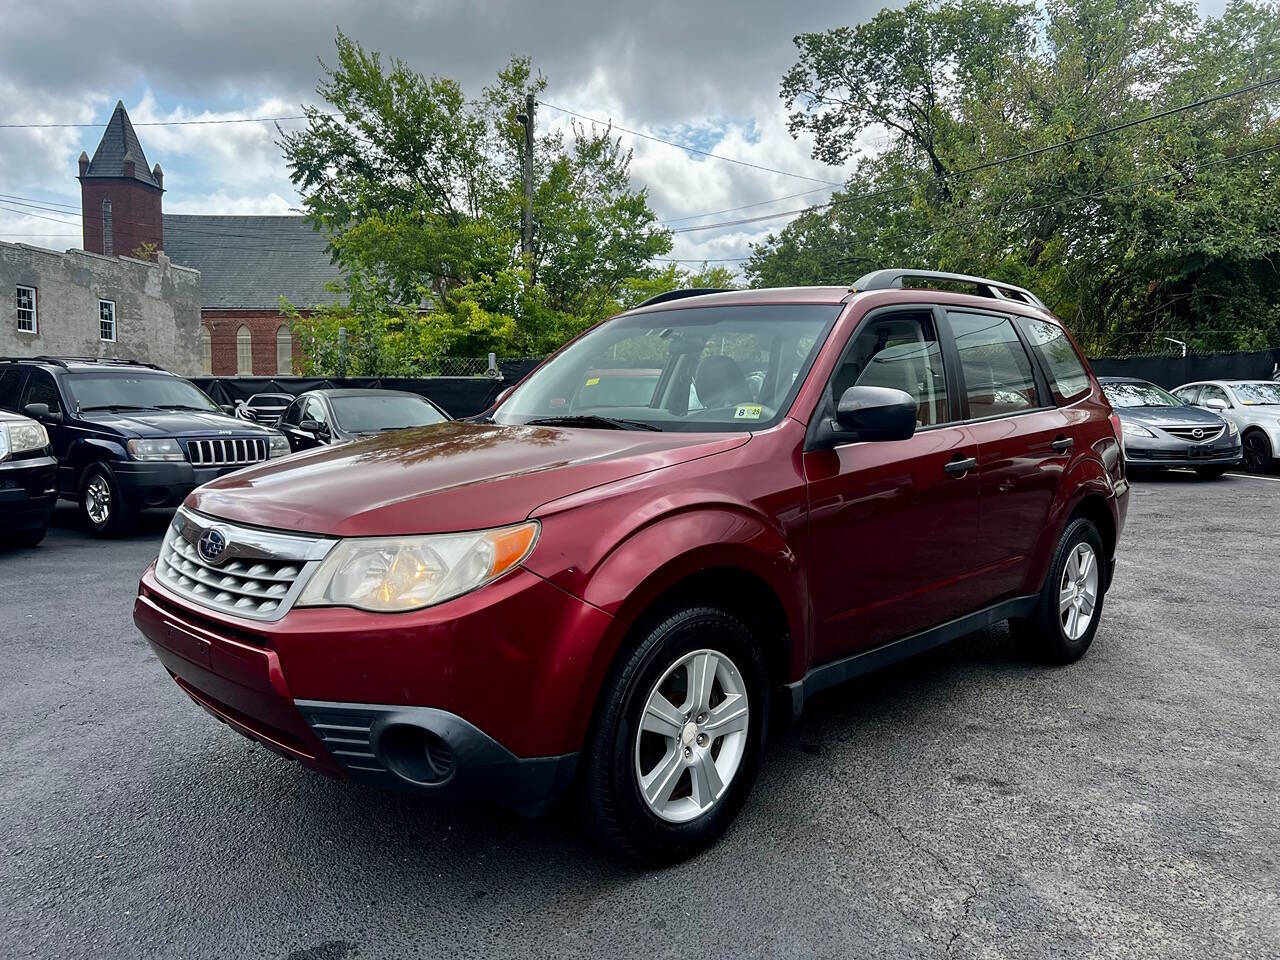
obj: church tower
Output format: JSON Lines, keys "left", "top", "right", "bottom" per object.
{"left": 78, "top": 101, "right": 164, "bottom": 257}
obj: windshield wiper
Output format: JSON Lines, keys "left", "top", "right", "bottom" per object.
{"left": 156, "top": 404, "right": 217, "bottom": 412}
{"left": 80, "top": 403, "right": 160, "bottom": 412}
{"left": 526, "top": 414, "right": 662, "bottom": 432}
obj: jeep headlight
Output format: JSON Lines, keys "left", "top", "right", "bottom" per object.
{"left": 1121, "top": 421, "right": 1153, "bottom": 439}
{"left": 126, "top": 438, "right": 185, "bottom": 462}
{"left": 297, "top": 521, "right": 539, "bottom": 612}
{"left": 0, "top": 419, "right": 49, "bottom": 460}
{"left": 267, "top": 431, "right": 291, "bottom": 459}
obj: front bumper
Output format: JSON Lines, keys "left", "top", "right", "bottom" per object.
{"left": 0, "top": 454, "right": 58, "bottom": 532}
{"left": 113, "top": 460, "right": 265, "bottom": 509}
{"left": 1123, "top": 437, "right": 1242, "bottom": 468}
{"left": 134, "top": 561, "right": 611, "bottom": 815}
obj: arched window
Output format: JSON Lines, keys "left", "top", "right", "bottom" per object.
{"left": 276, "top": 325, "right": 293, "bottom": 375}
{"left": 236, "top": 325, "right": 253, "bottom": 375}
{"left": 199, "top": 325, "right": 212, "bottom": 375}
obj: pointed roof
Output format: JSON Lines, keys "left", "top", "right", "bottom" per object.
{"left": 81, "top": 101, "right": 160, "bottom": 188}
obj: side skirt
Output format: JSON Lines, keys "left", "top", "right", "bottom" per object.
{"left": 786, "top": 595, "right": 1038, "bottom": 717}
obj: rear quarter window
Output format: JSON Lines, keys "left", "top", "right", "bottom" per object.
{"left": 1018, "top": 318, "right": 1091, "bottom": 403}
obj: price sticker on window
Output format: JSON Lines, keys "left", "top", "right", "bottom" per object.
{"left": 733, "top": 404, "right": 763, "bottom": 420}
{"left": 585, "top": 377, "right": 600, "bottom": 386}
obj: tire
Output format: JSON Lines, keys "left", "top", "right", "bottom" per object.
{"left": 1195, "top": 466, "right": 1228, "bottom": 480}
{"left": 1010, "top": 516, "right": 1107, "bottom": 665}
{"left": 581, "top": 605, "right": 769, "bottom": 866}
{"left": 80, "top": 464, "right": 136, "bottom": 538}
{"left": 1242, "top": 430, "right": 1273, "bottom": 474}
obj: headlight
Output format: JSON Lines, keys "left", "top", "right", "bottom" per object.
{"left": 297, "top": 521, "right": 539, "bottom": 612}
{"left": 1226, "top": 420, "right": 1239, "bottom": 436}
{"left": 1, "top": 419, "right": 49, "bottom": 460}
{"left": 127, "top": 438, "right": 185, "bottom": 461}
{"left": 267, "top": 431, "right": 291, "bottom": 459}
{"left": 1121, "top": 421, "right": 1153, "bottom": 439}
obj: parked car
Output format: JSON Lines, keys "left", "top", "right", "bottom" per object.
{"left": 0, "top": 408, "right": 57, "bottom": 547}
{"left": 1098, "top": 377, "right": 1241, "bottom": 478}
{"left": 1172, "top": 379, "right": 1280, "bottom": 474}
{"left": 277, "top": 389, "right": 450, "bottom": 451}
{"left": 0, "top": 357, "right": 290, "bottom": 536}
{"left": 233, "top": 392, "right": 294, "bottom": 427}
{"left": 134, "top": 270, "right": 1128, "bottom": 864}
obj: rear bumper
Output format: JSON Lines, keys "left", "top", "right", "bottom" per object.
{"left": 134, "top": 562, "right": 609, "bottom": 814}
{"left": 0, "top": 455, "right": 57, "bottom": 531}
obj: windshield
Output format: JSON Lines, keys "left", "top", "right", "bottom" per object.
{"left": 330, "top": 394, "right": 447, "bottom": 432}
{"left": 493, "top": 304, "right": 839, "bottom": 432}
{"left": 66, "top": 373, "right": 219, "bottom": 412}
{"left": 1232, "top": 382, "right": 1280, "bottom": 405}
{"left": 1101, "top": 381, "right": 1183, "bottom": 408}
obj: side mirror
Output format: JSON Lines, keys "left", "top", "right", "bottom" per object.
{"left": 832, "top": 386, "right": 918, "bottom": 442}
{"left": 1204, "top": 397, "right": 1228, "bottom": 412}
{"left": 495, "top": 386, "right": 514, "bottom": 406}
{"left": 299, "top": 419, "right": 329, "bottom": 439}
{"left": 221, "top": 404, "right": 238, "bottom": 416}
{"left": 23, "top": 402, "right": 62, "bottom": 424}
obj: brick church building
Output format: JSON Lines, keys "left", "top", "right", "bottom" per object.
{"left": 78, "top": 101, "right": 342, "bottom": 375}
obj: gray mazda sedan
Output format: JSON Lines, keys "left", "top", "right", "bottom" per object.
{"left": 1099, "top": 377, "right": 1241, "bottom": 478}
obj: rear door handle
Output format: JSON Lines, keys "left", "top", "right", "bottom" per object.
{"left": 1051, "top": 436, "right": 1074, "bottom": 452}
{"left": 944, "top": 456, "right": 978, "bottom": 475}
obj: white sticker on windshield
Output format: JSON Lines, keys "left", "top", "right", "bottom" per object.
{"left": 733, "top": 404, "right": 763, "bottom": 420}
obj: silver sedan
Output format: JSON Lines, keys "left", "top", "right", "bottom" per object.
{"left": 1173, "top": 380, "right": 1280, "bottom": 473}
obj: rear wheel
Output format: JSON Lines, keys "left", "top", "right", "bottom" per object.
{"left": 1242, "top": 430, "right": 1273, "bottom": 474}
{"left": 81, "top": 464, "right": 136, "bottom": 538}
{"left": 582, "top": 605, "right": 768, "bottom": 865}
{"left": 1195, "top": 466, "right": 1228, "bottom": 480}
{"left": 1011, "top": 517, "right": 1106, "bottom": 664}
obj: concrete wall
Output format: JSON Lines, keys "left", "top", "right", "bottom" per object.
{"left": 0, "top": 242, "right": 202, "bottom": 375}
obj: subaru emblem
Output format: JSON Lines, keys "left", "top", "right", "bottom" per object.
{"left": 198, "top": 528, "right": 228, "bottom": 564}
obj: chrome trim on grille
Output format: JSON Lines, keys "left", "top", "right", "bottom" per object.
{"left": 153, "top": 508, "right": 334, "bottom": 621}
{"left": 186, "top": 436, "right": 270, "bottom": 467}
{"left": 1164, "top": 425, "right": 1225, "bottom": 443}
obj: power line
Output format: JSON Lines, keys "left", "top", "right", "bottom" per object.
{"left": 659, "top": 185, "right": 835, "bottom": 225}
{"left": 0, "top": 113, "right": 328, "bottom": 130}
{"left": 536, "top": 100, "right": 845, "bottom": 186}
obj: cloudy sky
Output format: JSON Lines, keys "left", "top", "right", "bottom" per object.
{"left": 0, "top": 0, "right": 1229, "bottom": 271}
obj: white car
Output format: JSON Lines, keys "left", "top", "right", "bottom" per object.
{"left": 1172, "top": 380, "right": 1280, "bottom": 473}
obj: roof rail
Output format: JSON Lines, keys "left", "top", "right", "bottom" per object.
{"left": 0, "top": 355, "right": 68, "bottom": 367}
{"left": 30, "top": 355, "right": 162, "bottom": 370}
{"left": 851, "top": 269, "right": 1045, "bottom": 309}
{"left": 635, "top": 288, "right": 733, "bottom": 308}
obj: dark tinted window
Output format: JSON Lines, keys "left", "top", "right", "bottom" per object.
{"left": 302, "top": 397, "right": 329, "bottom": 425}
{"left": 0, "top": 367, "right": 27, "bottom": 411}
{"left": 949, "top": 312, "right": 1040, "bottom": 418}
{"left": 19, "top": 370, "right": 62, "bottom": 414}
{"left": 280, "top": 399, "right": 304, "bottom": 426}
{"left": 1019, "top": 318, "right": 1090, "bottom": 402}
{"left": 831, "top": 310, "right": 951, "bottom": 426}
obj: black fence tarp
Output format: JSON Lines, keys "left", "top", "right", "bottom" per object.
{"left": 192, "top": 360, "right": 544, "bottom": 420}
{"left": 1087, "top": 349, "right": 1280, "bottom": 388}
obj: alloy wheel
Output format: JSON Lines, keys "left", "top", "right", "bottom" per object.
{"left": 1059, "top": 542, "right": 1099, "bottom": 641}
{"left": 1243, "top": 433, "right": 1269, "bottom": 473}
{"left": 85, "top": 474, "right": 112, "bottom": 526}
{"left": 634, "top": 648, "right": 749, "bottom": 824}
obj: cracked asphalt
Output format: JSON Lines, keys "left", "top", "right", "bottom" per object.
{"left": 2, "top": 472, "right": 1278, "bottom": 959}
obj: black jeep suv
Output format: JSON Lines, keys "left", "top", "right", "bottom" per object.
{"left": 0, "top": 357, "right": 289, "bottom": 536}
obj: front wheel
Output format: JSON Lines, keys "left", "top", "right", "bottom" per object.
{"left": 582, "top": 606, "right": 768, "bottom": 865}
{"left": 1011, "top": 517, "right": 1107, "bottom": 664}
{"left": 81, "top": 464, "right": 136, "bottom": 537}
{"left": 1242, "top": 430, "right": 1273, "bottom": 474}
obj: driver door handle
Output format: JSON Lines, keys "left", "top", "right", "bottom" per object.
{"left": 944, "top": 455, "right": 978, "bottom": 475}
{"left": 1051, "top": 436, "right": 1074, "bottom": 452}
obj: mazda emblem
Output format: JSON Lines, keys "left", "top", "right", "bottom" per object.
{"left": 198, "top": 528, "right": 228, "bottom": 563}
{"left": 1192, "top": 428, "right": 1204, "bottom": 439}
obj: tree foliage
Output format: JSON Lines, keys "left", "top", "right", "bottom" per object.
{"left": 280, "top": 34, "right": 672, "bottom": 372}
{"left": 754, "top": 0, "right": 1280, "bottom": 353}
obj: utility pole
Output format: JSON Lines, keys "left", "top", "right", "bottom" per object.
{"left": 516, "top": 93, "right": 535, "bottom": 262}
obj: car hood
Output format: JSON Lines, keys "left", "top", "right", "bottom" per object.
{"left": 1112, "top": 405, "right": 1225, "bottom": 428}
{"left": 80, "top": 409, "right": 274, "bottom": 438}
{"left": 187, "top": 420, "right": 749, "bottom": 537}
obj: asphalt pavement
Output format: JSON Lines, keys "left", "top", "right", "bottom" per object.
{"left": 1, "top": 473, "right": 1278, "bottom": 959}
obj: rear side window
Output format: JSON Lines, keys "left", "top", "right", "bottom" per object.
{"left": 0, "top": 367, "right": 27, "bottom": 411}
{"left": 20, "top": 370, "right": 63, "bottom": 414}
{"left": 1018, "top": 318, "right": 1090, "bottom": 403}
{"left": 1172, "top": 386, "right": 1201, "bottom": 404}
{"left": 948, "top": 312, "right": 1041, "bottom": 418}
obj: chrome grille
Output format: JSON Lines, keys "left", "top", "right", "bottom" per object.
{"left": 154, "top": 508, "right": 334, "bottom": 621}
{"left": 1164, "top": 425, "right": 1225, "bottom": 443}
{"left": 186, "top": 437, "right": 269, "bottom": 467}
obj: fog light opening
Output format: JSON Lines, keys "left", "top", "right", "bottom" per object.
{"left": 378, "top": 724, "right": 456, "bottom": 785}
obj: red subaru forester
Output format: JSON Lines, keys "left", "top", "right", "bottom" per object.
{"left": 135, "top": 270, "right": 1127, "bottom": 864}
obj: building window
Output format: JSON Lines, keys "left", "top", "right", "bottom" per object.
{"left": 102, "top": 199, "right": 113, "bottom": 256}
{"left": 16, "top": 285, "right": 37, "bottom": 333}
{"left": 99, "top": 299, "right": 116, "bottom": 342}
{"left": 199, "top": 325, "right": 212, "bottom": 375}
{"left": 276, "top": 325, "right": 292, "bottom": 375}
{"left": 236, "top": 325, "right": 253, "bottom": 375}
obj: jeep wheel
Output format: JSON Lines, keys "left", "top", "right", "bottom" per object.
{"left": 81, "top": 464, "right": 136, "bottom": 537}
{"left": 1011, "top": 516, "right": 1106, "bottom": 664}
{"left": 582, "top": 605, "right": 768, "bottom": 865}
